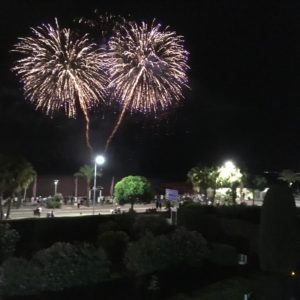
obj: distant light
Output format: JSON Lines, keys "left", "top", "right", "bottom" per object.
{"left": 95, "top": 155, "right": 105, "bottom": 165}
{"left": 224, "top": 160, "right": 235, "bottom": 170}
{"left": 291, "top": 271, "right": 296, "bottom": 277}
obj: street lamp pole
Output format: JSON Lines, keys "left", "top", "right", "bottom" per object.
{"left": 93, "top": 155, "right": 105, "bottom": 215}
{"left": 54, "top": 179, "right": 59, "bottom": 195}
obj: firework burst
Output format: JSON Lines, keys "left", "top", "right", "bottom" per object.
{"left": 104, "top": 20, "right": 189, "bottom": 151}
{"left": 75, "top": 10, "right": 128, "bottom": 41}
{"left": 12, "top": 19, "right": 107, "bottom": 150}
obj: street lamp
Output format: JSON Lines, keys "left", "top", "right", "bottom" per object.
{"left": 93, "top": 155, "right": 105, "bottom": 215}
{"left": 54, "top": 179, "right": 59, "bottom": 195}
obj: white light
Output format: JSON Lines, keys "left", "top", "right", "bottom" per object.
{"left": 95, "top": 155, "right": 105, "bottom": 165}
{"left": 224, "top": 160, "right": 235, "bottom": 170}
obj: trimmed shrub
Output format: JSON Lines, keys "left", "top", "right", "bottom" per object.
{"left": 215, "top": 205, "right": 260, "bottom": 223}
{"left": 33, "top": 242, "right": 110, "bottom": 291}
{"left": 0, "top": 223, "right": 19, "bottom": 263}
{"left": 8, "top": 215, "right": 113, "bottom": 256}
{"left": 0, "top": 257, "right": 42, "bottom": 296}
{"left": 208, "top": 243, "right": 238, "bottom": 266}
{"left": 178, "top": 207, "right": 224, "bottom": 242}
{"left": 125, "top": 228, "right": 209, "bottom": 275}
{"left": 97, "top": 230, "right": 129, "bottom": 265}
{"left": 133, "top": 215, "right": 172, "bottom": 238}
{"left": 259, "top": 184, "right": 300, "bottom": 273}
{"left": 46, "top": 193, "right": 63, "bottom": 208}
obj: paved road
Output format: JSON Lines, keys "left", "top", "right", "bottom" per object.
{"left": 8, "top": 203, "right": 159, "bottom": 219}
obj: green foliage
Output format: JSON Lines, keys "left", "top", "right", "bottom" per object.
{"left": 75, "top": 164, "right": 94, "bottom": 183}
{"left": 46, "top": 193, "right": 63, "bottom": 208}
{"left": 187, "top": 164, "right": 218, "bottom": 193}
{"left": 186, "top": 277, "right": 256, "bottom": 300}
{"left": 75, "top": 164, "right": 96, "bottom": 202}
{"left": 0, "top": 257, "right": 42, "bottom": 296}
{"left": 0, "top": 224, "right": 19, "bottom": 263}
{"left": 33, "top": 242, "right": 110, "bottom": 291}
{"left": 97, "top": 230, "right": 129, "bottom": 265}
{"left": 278, "top": 169, "right": 300, "bottom": 186}
{"left": 114, "top": 175, "right": 154, "bottom": 206}
{"left": 0, "top": 154, "right": 36, "bottom": 195}
{"left": 215, "top": 205, "right": 261, "bottom": 223}
{"left": 125, "top": 228, "right": 209, "bottom": 275}
{"left": 8, "top": 215, "right": 115, "bottom": 256}
{"left": 178, "top": 205, "right": 224, "bottom": 241}
{"left": 259, "top": 184, "right": 300, "bottom": 273}
{"left": 133, "top": 215, "right": 172, "bottom": 238}
{"left": 208, "top": 243, "right": 238, "bottom": 266}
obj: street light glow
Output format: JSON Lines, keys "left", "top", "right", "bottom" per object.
{"left": 224, "top": 160, "right": 235, "bottom": 171}
{"left": 93, "top": 155, "right": 105, "bottom": 215}
{"left": 95, "top": 155, "right": 105, "bottom": 165}
{"left": 54, "top": 179, "right": 59, "bottom": 195}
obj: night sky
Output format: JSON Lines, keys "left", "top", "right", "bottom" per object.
{"left": 1, "top": 0, "right": 300, "bottom": 180}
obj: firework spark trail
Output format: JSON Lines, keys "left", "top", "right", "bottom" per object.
{"left": 12, "top": 19, "right": 107, "bottom": 150}
{"left": 104, "top": 67, "right": 144, "bottom": 152}
{"left": 104, "top": 20, "right": 189, "bottom": 151}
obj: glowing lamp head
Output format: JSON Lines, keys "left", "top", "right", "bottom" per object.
{"left": 224, "top": 160, "right": 235, "bottom": 170}
{"left": 95, "top": 155, "right": 105, "bottom": 165}
{"left": 291, "top": 271, "right": 296, "bottom": 277}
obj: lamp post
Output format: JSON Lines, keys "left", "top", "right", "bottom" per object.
{"left": 74, "top": 176, "right": 78, "bottom": 203}
{"left": 93, "top": 155, "right": 105, "bottom": 215}
{"left": 54, "top": 179, "right": 59, "bottom": 195}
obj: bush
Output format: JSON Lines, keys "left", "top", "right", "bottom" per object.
{"left": 0, "top": 223, "right": 19, "bottom": 263}
{"left": 0, "top": 257, "right": 42, "bottom": 296}
{"left": 191, "top": 277, "right": 256, "bottom": 300}
{"left": 8, "top": 215, "right": 115, "bottom": 256}
{"left": 33, "top": 242, "right": 110, "bottom": 291}
{"left": 125, "top": 228, "right": 209, "bottom": 275}
{"left": 112, "top": 212, "right": 137, "bottom": 238}
{"left": 219, "top": 218, "right": 259, "bottom": 253}
{"left": 208, "top": 243, "right": 238, "bottom": 266}
{"left": 178, "top": 207, "right": 225, "bottom": 242}
{"left": 215, "top": 205, "right": 261, "bottom": 223}
{"left": 46, "top": 193, "right": 63, "bottom": 208}
{"left": 97, "top": 230, "right": 129, "bottom": 265}
{"left": 133, "top": 215, "right": 172, "bottom": 238}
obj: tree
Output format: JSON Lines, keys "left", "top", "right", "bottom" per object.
{"left": 114, "top": 176, "right": 154, "bottom": 209}
{"left": 278, "top": 169, "right": 300, "bottom": 187}
{"left": 245, "top": 174, "right": 268, "bottom": 205}
{"left": 187, "top": 164, "right": 219, "bottom": 201}
{"left": 20, "top": 164, "right": 36, "bottom": 207}
{"left": 75, "top": 164, "right": 94, "bottom": 206}
{"left": 187, "top": 164, "right": 218, "bottom": 202}
{"left": 0, "top": 155, "right": 36, "bottom": 219}
{"left": 216, "top": 161, "right": 243, "bottom": 204}
{"left": 75, "top": 164, "right": 103, "bottom": 206}
{"left": 187, "top": 165, "right": 203, "bottom": 193}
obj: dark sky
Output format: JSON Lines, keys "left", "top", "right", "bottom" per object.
{"left": 1, "top": 0, "right": 300, "bottom": 180}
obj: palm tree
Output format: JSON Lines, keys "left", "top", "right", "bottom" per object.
{"left": 187, "top": 164, "right": 219, "bottom": 202}
{"left": 278, "top": 169, "right": 300, "bottom": 187}
{"left": 75, "top": 165, "right": 94, "bottom": 206}
{"left": 187, "top": 166, "right": 202, "bottom": 193}
{"left": 20, "top": 164, "right": 36, "bottom": 207}
{"left": 0, "top": 155, "right": 36, "bottom": 219}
